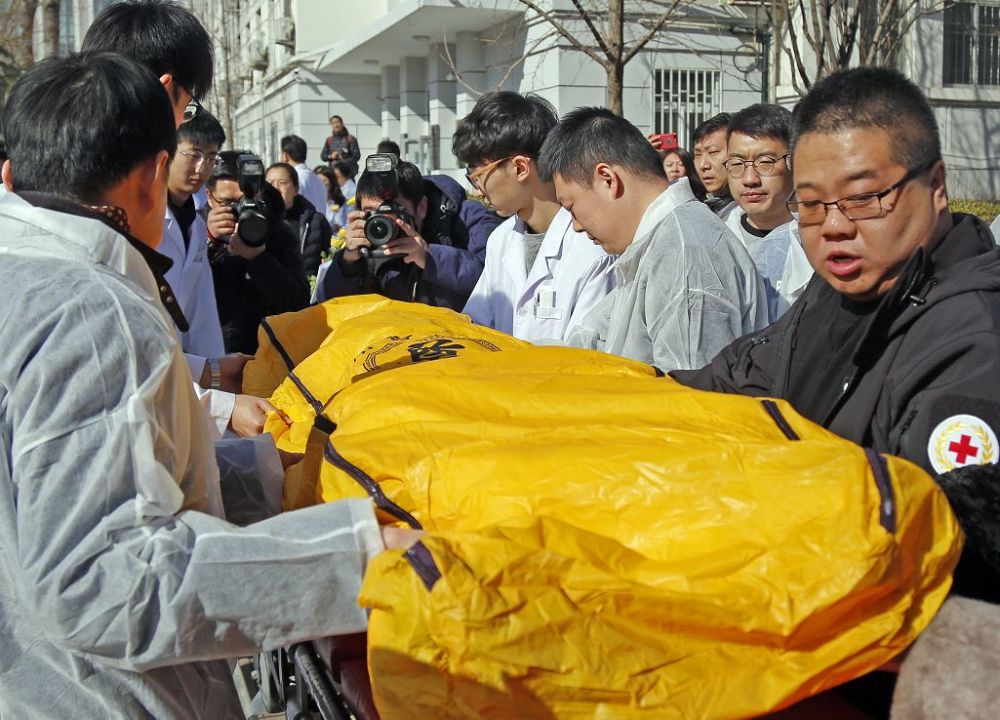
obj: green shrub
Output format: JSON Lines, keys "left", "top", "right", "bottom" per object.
{"left": 950, "top": 199, "right": 1000, "bottom": 224}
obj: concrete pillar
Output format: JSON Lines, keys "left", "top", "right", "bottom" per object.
{"left": 455, "top": 32, "right": 485, "bottom": 119}
{"left": 399, "top": 56, "right": 429, "bottom": 166}
{"left": 428, "top": 43, "right": 457, "bottom": 172}
{"left": 380, "top": 65, "right": 401, "bottom": 143}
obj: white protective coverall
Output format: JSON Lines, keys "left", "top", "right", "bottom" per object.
{"left": 0, "top": 192, "right": 384, "bottom": 719}
{"left": 748, "top": 219, "right": 814, "bottom": 323}
{"left": 462, "top": 207, "right": 616, "bottom": 343}
{"left": 566, "top": 178, "right": 768, "bottom": 371}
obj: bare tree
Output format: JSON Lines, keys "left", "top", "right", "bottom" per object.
{"left": 763, "top": 0, "right": 951, "bottom": 94}
{"left": 39, "top": 0, "right": 58, "bottom": 59}
{"left": 510, "top": 0, "right": 683, "bottom": 114}
{"left": 0, "top": 0, "right": 39, "bottom": 102}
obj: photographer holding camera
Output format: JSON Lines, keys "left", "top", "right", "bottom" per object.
{"left": 206, "top": 150, "right": 309, "bottom": 353}
{"left": 319, "top": 154, "right": 502, "bottom": 310}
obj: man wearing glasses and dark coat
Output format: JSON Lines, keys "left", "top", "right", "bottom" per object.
{"left": 671, "top": 66, "right": 1000, "bottom": 606}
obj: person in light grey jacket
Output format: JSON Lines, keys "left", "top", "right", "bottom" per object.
{"left": 0, "top": 52, "right": 417, "bottom": 720}
{"left": 538, "top": 107, "right": 768, "bottom": 371}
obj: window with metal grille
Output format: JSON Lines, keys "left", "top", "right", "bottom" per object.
{"left": 652, "top": 69, "right": 721, "bottom": 148}
{"left": 943, "top": 1, "right": 1000, "bottom": 86}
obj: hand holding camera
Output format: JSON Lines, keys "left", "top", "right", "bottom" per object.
{"left": 207, "top": 152, "right": 271, "bottom": 263}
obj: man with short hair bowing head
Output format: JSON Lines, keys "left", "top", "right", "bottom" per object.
{"left": 539, "top": 107, "right": 767, "bottom": 371}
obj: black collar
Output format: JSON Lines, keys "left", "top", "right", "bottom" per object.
{"left": 17, "top": 191, "right": 190, "bottom": 332}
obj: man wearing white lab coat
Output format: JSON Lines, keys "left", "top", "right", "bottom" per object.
{"left": 454, "top": 91, "right": 615, "bottom": 343}
{"left": 463, "top": 208, "right": 614, "bottom": 342}
{"left": 162, "top": 109, "right": 225, "bottom": 359}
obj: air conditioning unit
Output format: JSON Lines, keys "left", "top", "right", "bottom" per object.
{"left": 274, "top": 17, "right": 295, "bottom": 48}
{"left": 248, "top": 40, "right": 268, "bottom": 71}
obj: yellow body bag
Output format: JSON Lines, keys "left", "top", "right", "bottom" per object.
{"left": 253, "top": 297, "right": 962, "bottom": 719}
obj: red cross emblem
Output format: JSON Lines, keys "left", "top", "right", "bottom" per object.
{"left": 929, "top": 415, "right": 999, "bottom": 474}
{"left": 948, "top": 434, "right": 979, "bottom": 464}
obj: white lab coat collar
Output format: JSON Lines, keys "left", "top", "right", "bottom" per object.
{"left": 502, "top": 207, "right": 575, "bottom": 285}
{"left": 616, "top": 178, "right": 694, "bottom": 283}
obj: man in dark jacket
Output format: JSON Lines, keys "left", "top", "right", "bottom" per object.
{"left": 266, "top": 161, "right": 331, "bottom": 276}
{"left": 320, "top": 158, "right": 502, "bottom": 310}
{"left": 206, "top": 151, "right": 309, "bottom": 353}
{"left": 671, "top": 67, "right": 1000, "bottom": 604}
{"left": 320, "top": 115, "right": 361, "bottom": 176}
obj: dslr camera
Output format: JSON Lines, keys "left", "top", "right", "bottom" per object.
{"left": 360, "top": 153, "right": 415, "bottom": 270}
{"left": 209, "top": 151, "right": 270, "bottom": 262}
{"left": 229, "top": 152, "right": 269, "bottom": 247}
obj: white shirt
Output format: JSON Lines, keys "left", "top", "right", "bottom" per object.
{"left": 463, "top": 207, "right": 616, "bottom": 343}
{"left": 295, "top": 162, "right": 328, "bottom": 215}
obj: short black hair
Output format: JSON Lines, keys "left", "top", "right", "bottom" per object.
{"left": 692, "top": 112, "right": 733, "bottom": 145}
{"left": 536, "top": 107, "right": 665, "bottom": 186}
{"left": 82, "top": 0, "right": 213, "bottom": 101}
{"left": 791, "top": 66, "right": 941, "bottom": 170}
{"left": 727, "top": 103, "right": 792, "bottom": 145}
{"left": 376, "top": 139, "right": 401, "bottom": 158}
{"left": 356, "top": 158, "right": 424, "bottom": 206}
{"left": 453, "top": 91, "right": 558, "bottom": 168}
{"left": 266, "top": 161, "right": 298, "bottom": 189}
{"left": 177, "top": 108, "right": 225, "bottom": 148}
{"left": 3, "top": 52, "right": 176, "bottom": 203}
{"left": 280, "top": 134, "right": 307, "bottom": 163}
{"left": 209, "top": 149, "right": 244, "bottom": 184}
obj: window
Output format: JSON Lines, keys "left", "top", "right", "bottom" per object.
{"left": 943, "top": 1, "right": 1000, "bottom": 86}
{"left": 652, "top": 69, "right": 721, "bottom": 148}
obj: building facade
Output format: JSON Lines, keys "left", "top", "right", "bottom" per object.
{"left": 56, "top": 0, "right": 999, "bottom": 199}
{"left": 188, "top": 0, "right": 766, "bottom": 182}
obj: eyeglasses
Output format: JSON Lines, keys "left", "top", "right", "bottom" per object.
{"left": 182, "top": 97, "right": 204, "bottom": 124}
{"left": 723, "top": 154, "right": 791, "bottom": 179}
{"left": 465, "top": 156, "right": 515, "bottom": 190}
{"left": 178, "top": 148, "right": 219, "bottom": 168}
{"left": 786, "top": 162, "right": 933, "bottom": 226}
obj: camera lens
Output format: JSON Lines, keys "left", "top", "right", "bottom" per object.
{"left": 364, "top": 215, "right": 396, "bottom": 245}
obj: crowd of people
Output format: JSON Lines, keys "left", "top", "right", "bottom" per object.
{"left": 0, "top": 0, "right": 998, "bottom": 718}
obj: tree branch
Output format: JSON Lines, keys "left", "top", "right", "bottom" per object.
{"left": 511, "top": 0, "right": 605, "bottom": 64}
{"left": 622, "top": 0, "right": 683, "bottom": 65}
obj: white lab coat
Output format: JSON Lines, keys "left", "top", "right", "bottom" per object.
{"left": 161, "top": 205, "right": 224, "bottom": 359}
{"left": 296, "top": 162, "right": 328, "bottom": 218}
{"left": 0, "top": 191, "right": 383, "bottom": 719}
{"left": 162, "top": 206, "right": 234, "bottom": 437}
{"left": 463, "top": 207, "right": 616, "bottom": 343}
